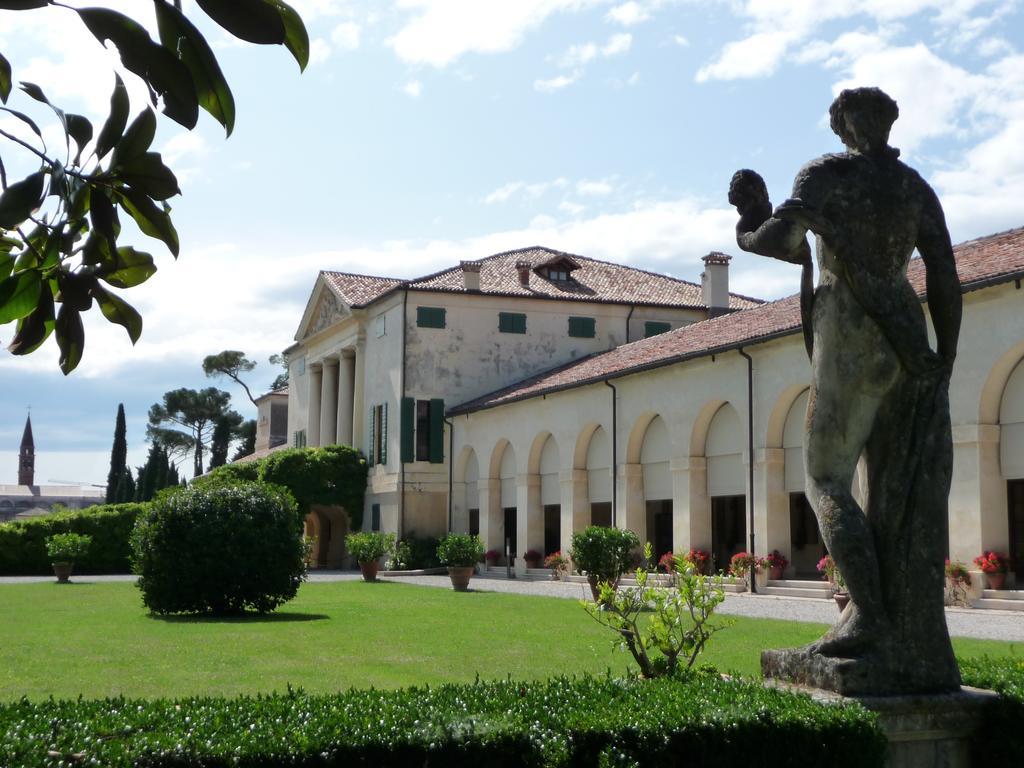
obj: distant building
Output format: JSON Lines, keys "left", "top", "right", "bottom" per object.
{"left": 0, "top": 415, "right": 105, "bottom": 522}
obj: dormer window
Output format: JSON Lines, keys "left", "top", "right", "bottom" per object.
{"left": 546, "top": 267, "right": 570, "bottom": 281}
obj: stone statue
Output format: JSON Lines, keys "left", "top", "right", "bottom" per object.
{"left": 730, "top": 87, "right": 963, "bottom": 695}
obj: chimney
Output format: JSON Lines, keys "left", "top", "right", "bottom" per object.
{"left": 515, "top": 259, "right": 531, "bottom": 288}
{"left": 461, "top": 260, "right": 481, "bottom": 291}
{"left": 701, "top": 252, "right": 731, "bottom": 318}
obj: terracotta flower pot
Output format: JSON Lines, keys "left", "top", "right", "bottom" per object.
{"left": 770, "top": 564, "right": 784, "bottom": 581}
{"left": 448, "top": 566, "right": 474, "bottom": 591}
{"left": 52, "top": 562, "right": 73, "bottom": 583}
{"left": 833, "top": 592, "right": 850, "bottom": 612}
{"left": 359, "top": 560, "right": 379, "bottom": 582}
{"left": 986, "top": 572, "right": 1006, "bottom": 590}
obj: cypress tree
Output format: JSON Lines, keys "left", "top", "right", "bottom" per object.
{"left": 106, "top": 404, "right": 128, "bottom": 504}
{"left": 115, "top": 467, "right": 135, "bottom": 504}
{"left": 210, "top": 418, "right": 232, "bottom": 469}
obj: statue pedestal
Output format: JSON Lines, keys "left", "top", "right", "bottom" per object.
{"left": 766, "top": 680, "right": 996, "bottom": 768}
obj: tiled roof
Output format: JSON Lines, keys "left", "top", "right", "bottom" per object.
{"left": 406, "top": 246, "right": 762, "bottom": 309}
{"left": 321, "top": 272, "right": 403, "bottom": 307}
{"left": 452, "top": 226, "right": 1024, "bottom": 414}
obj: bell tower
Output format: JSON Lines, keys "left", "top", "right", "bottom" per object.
{"left": 18, "top": 414, "right": 34, "bottom": 486}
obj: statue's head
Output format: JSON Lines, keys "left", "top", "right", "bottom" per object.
{"left": 829, "top": 87, "right": 899, "bottom": 154}
{"left": 728, "top": 169, "right": 769, "bottom": 211}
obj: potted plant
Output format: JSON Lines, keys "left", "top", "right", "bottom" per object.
{"left": 523, "top": 549, "right": 543, "bottom": 568}
{"left": 484, "top": 548, "right": 501, "bottom": 567}
{"left": 45, "top": 533, "right": 92, "bottom": 583}
{"left": 436, "top": 534, "right": 485, "bottom": 591}
{"left": 345, "top": 531, "right": 395, "bottom": 582}
{"left": 728, "top": 551, "right": 764, "bottom": 588}
{"left": 569, "top": 526, "right": 640, "bottom": 602}
{"left": 765, "top": 549, "right": 788, "bottom": 580}
{"left": 973, "top": 551, "right": 1009, "bottom": 590}
{"left": 683, "top": 548, "right": 711, "bottom": 576}
{"left": 818, "top": 554, "right": 849, "bottom": 610}
{"left": 544, "top": 550, "right": 568, "bottom": 580}
{"left": 945, "top": 559, "right": 972, "bottom": 606}
{"left": 658, "top": 550, "right": 676, "bottom": 573}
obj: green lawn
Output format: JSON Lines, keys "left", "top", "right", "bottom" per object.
{"left": 0, "top": 580, "right": 1016, "bottom": 701}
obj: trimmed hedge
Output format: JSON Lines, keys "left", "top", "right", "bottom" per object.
{"left": 0, "top": 673, "right": 884, "bottom": 767}
{"left": 960, "top": 654, "right": 1024, "bottom": 761}
{"left": 0, "top": 503, "right": 146, "bottom": 575}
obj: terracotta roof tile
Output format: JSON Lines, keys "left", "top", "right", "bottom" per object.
{"left": 407, "top": 246, "right": 762, "bottom": 309}
{"left": 452, "top": 226, "right": 1024, "bottom": 414}
{"left": 321, "top": 272, "right": 403, "bottom": 307}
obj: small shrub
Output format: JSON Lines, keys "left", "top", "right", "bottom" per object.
{"left": 345, "top": 531, "right": 395, "bottom": 564}
{"left": 960, "top": 654, "right": 1024, "bottom": 761}
{"left": 45, "top": 533, "right": 92, "bottom": 562}
{"left": 946, "top": 559, "right": 972, "bottom": 605}
{"left": 728, "top": 551, "right": 764, "bottom": 579}
{"left": 387, "top": 531, "right": 441, "bottom": 570}
{"left": 569, "top": 526, "right": 640, "bottom": 583}
{"left": 484, "top": 548, "right": 501, "bottom": 564}
{"left": 544, "top": 550, "right": 568, "bottom": 577}
{"left": 765, "top": 549, "right": 788, "bottom": 571}
{"left": 131, "top": 482, "right": 306, "bottom": 615}
{"left": 974, "top": 551, "right": 1009, "bottom": 574}
{"left": 436, "top": 533, "right": 484, "bottom": 567}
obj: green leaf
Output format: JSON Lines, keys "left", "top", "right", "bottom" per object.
{"left": 196, "top": 0, "right": 286, "bottom": 45}
{"left": 95, "top": 75, "right": 130, "bottom": 160}
{"left": 269, "top": 0, "right": 310, "bottom": 71}
{"left": 0, "top": 52, "right": 10, "bottom": 104}
{"left": 0, "top": 106, "right": 43, "bottom": 140}
{"left": 0, "top": 171, "right": 46, "bottom": 229}
{"left": 0, "top": 268, "right": 41, "bottom": 323}
{"left": 92, "top": 284, "right": 142, "bottom": 344}
{"left": 90, "top": 190, "right": 119, "bottom": 254}
{"left": 0, "top": 253, "right": 13, "bottom": 281}
{"left": 65, "top": 113, "right": 94, "bottom": 165}
{"left": 0, "top": 2, "right": 50, "bottom": 9}
{"left": 155, "top": 1, "right": 236, "bottom": 136}
{"left": 118, "top": 152, "right": 180, "bottom": 200}
{"left": 117, "top": 187, "right": 180, "bottom": 257}
{"left": 112, "top": 108, "right": 156, "bottom": 167}
{"left": 20, "top": 81, "right": 67, "bottom": 136}
{"left": 76, "top": 8, "right": 199, "bottom": 129}
{"left": 55, "top": 303, "right": 85, "bottom": 374}
{"left": 100, "top": 246, "right": 157, "bottom": 289}
{"left": 7, "top": 287, "right": 54, "bottom": 355}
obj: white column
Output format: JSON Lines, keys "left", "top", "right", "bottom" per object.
{"left": 560, "top": 469, "right": 589, "bottom": 570}
{"left": 618, "top": 463, "right": 645, "bottom": 543}
{"left": 351, "top": 338, "right": 366, "bottom": 451}
{"left": 336, "top": 351, "right": 355, "bottom": 446}
{"left": 515, "top": 473, "right": 542, "bottom": 576}
{"left": 320, "top": 358, "right": 339, "bottom": 446}
{"left": 950, "top": 424, "right": 1007, "bottom": 563}
{"left": 307, "top": 365, "right": 323, "bottom": 447}
{"left": 755, "top": 447, "right": 789, "bottom": 566}
{"left": 478, "top": 478, "right": 502, "bottom": 554}
{"left": 672, "top": 456, "right": 709, "bottom": 554}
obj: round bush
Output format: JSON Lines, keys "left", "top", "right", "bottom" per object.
{"left": 131, "top": 482, "right": 306, "bottom": 615}
{"left": 569, "top": 526, "right": 640, "bottom": 582}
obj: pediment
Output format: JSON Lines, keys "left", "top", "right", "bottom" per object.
{"left": 295, "top": 278, "right": 352, "bottom": 341}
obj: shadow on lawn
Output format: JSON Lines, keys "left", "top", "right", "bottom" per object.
{"left": 152, "top": 611, "right": 329, "bottom": 624}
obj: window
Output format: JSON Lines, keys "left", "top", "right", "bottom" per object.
{"left": 568, "top": 316, "right": 595, "bottom": 338}
{"left": 374, "top": 314, "right": 386, "bottom": 337}
{"left": 401, "top": 397, "right": 445, "bottom": 463}
{"left": 546, "top": 268, "right": 569, "bottom": 281}
{"left": 371, "top": 504, "right": 381, "bottom": 531}
{"left": 292, "top": 429, "right": 307, "bottom": 448}
{"left": 644, "top": 321, "right": 671, "bottom": 338}
{"left": 498, "top": 312, "right": 527, "bottom": 334}
{"left": 368, "top": 402, "right": 387, "bottom": 465}
{"left": 416, "top": 306, "right": 446, "bottom": 328}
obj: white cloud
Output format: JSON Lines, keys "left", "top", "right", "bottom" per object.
{"left": 389, "top": 0, "right": 602, "bottom": 68}
{"left": 539, "top": 32, "right": 634, "bottom": 92}
{"left": 558, "top": 200, "right": 586, "bottom": 215}
{"left": 607, "top": 2, "right": 651, "bottom": 26}
{"left": 160, "top": 131, "right": 207, "bottom": 166}
{"left": 560, "top": 41, "right": 599, "bottom": 68}
{"left": 696, "top": 30, "right": 796, "bottom": 82}
{"left": 602, "top": 33, "right": 633, "bottom": 56}
{"left": 309, "top": 38, "right": 332, "bottom": 66}
{"left": 483, "top": 177, "right": 568, "bottom": 203}
{"left": 331, "top": 21, "right": 362, "bottom": 50}
{"left": 576, "top": 179, "right": 614, "bottom": 196}
{"left": 484, "top": 181, "right": 526, "bottom": 204}
{"left": 672, "top": 34, "right": 689, "bottom": 47}
{"left": 402, "top": 79, "right": 424, "bottom": 98}
{"left": 535, "top": 72, "right": 582, "bottom": 92}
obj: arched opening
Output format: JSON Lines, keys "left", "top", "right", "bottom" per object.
{"left": 706, "top": 403, "right": 745, "bottom": 573}
{"left": 464, "top": 449, "right": 480, "bottom": 537}
{"left": 303, "top": 505, "right": 350, "bottom": 569}
{"left": 539, "top": 434, "right": 561, "bottom": 556}
{"left": 1001, "top": 358, "right": 1024, "bottom": 578}
{"left": 586, "top": 426, "right": 612, "bottom": 527}
{"left": 641, "top": 415, "right": 673, "bottom": 564}
{"left": 782, "top": 389, "right": 824, "bottom": 577}
{"left": 499, "top": 443, "right": 517, "bottom": 563}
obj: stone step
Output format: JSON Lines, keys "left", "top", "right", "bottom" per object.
{"left": 760, "top": 586, "right": 833, "bottom": 600}
{"left": 767, "top": 579, "right": 832, "bottom": 591}
{"left": 972, "top": 597, "right": 1024, "bottom": 611}
{"left": 981, "top": 589, "right": 1024, "bottom": 601}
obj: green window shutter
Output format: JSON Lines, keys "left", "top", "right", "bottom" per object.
{"left": 380, "top": 402, "right": 388, "bottom": 464}
{"left": 499, "top": 312, "right": 526, "bottom": 333}
{"left": 400, "top": 396, "right": 415, "bottom": 463}
{"left": 429, "top": 398, "right": 445, "bottom": 464}
{"left": 416, "top": 306, "right": 446, "bottom": 328}
{"left": 368, "top": 406, "right": 375, "bottom": 467}
{"left": 644, "top": 321, "right": 671, "bottom": 338}
{"left": 568, "top": 316, "right": 595, "bottom": 338}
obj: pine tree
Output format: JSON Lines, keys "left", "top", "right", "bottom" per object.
{"left": 106, "top": 404, "right": 128, "bottom": 504}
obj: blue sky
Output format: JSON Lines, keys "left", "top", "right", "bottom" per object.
{"left": 1, "top": 0, "right": 1022, "bottom": 484}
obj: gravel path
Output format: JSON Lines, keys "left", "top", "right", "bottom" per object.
{"left": 3, "top": 571, "right": 1020, "bottom": 642}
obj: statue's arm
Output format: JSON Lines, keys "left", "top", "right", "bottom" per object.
{"left": 917, "top": 187, "right": 962, "bottom": 367}
{"left": 736, "top": 217, "right": 811, "bottom": 265}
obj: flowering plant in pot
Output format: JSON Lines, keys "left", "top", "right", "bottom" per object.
{"left": 544, "top": 550, "right": 568, "bottom": 579}
{"left": 658, "top": 551, "right": 676, "bottom": 573}
{"left": 945, "top": 559, "right": 972, "bottom": 606}
{"left": 45, "top": 532, "right": 92, "bottom": 583}
{"left": 345, "top": 532, "right": 395, "bottom": 582}
{"left": 683, "top": 548, "right": 711, "bottom": 575}
{"left": 973, "top": 551, "right": 1009, "bottom": 590}
{"left": 817, "top": 555, "right": 849, "bottom": 609}
{"left": 764, "top": 550, "right": 788, "bottom": 580}
{"left": 523, "top": 549, "right": 543, "bottom": 568}
{"left": 436, "top": 534, "right": 485, "bottom": 591}
{"left": 569, "top": 525, "right": 640, "bottom": 602}
{"left": 484, "top": 548, "right": 501, "bottom": 566}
